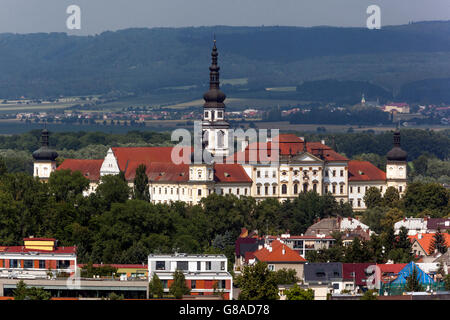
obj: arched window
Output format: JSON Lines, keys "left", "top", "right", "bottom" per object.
{"left": 313, "top": 183, "right": 317, "bottom": 193}
{"left": 281, "top": 184, "right": 287, "bottom": 195}
{"left": 303, "top": 183, "right": 308, "bottom": 193}
{"left": 293, "top": 183, "right": 298, "bottom": 194}
{"left": 217, "top": 130, "right": 225, "bottom": 148}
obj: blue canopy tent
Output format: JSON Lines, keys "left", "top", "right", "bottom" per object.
{"left": 390, "top": 262, "right": 434, "bottom": 285}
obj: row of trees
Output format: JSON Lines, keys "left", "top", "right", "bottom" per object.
{"left": 0, "top": 165, "right": 351, "bottom": 265}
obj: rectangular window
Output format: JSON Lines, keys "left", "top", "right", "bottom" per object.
{"left": 340, "top": 185, "right": 344, "bottom": 194}
{"left": 357, "top": 186, "right": 361, "bottom": 193}
{"left": 332, "top": 170, "right": 336, "bottom": 177}
{"left": 10, "top": 259, "right": 19, "bottom": 268}
{"left": 191, "top": 280, "right": 196, "bottom": 289}
{"left": 198, "top": 189, "right": 202, "bottom": 196}
{"left": 265, "top": 171, "right": 269, "bottom": 178}
{"left": 162, "top": 280, "right": 168, "bottom": 288}
{"left": 272, "top": 171, "right": 276, "bottom": 178}
{"left": 236, "top": 188, "right": 240, "bottom": 195}
{"left": 257, "top": 186, "right": 261, "bottom": 195}
{"left": 39, "top": 260, "right": 46, "bottom": 269}
{"left": 229, "top": 188, "right": 232, "bottom": 194}
{"left": 218, "top": 280, "right": 226, "bottom": 289}
{"left": 156, "top": 261, "right": 166, "bottom": 270}
{"left": 176, "top": 261, "right": 188, "bottom": 271}
{"left": 197, "top": 261, "right": 201, "bottom": 271}
{"left": 265, "top": 186, "right": 268, "bottom": 195}
{"left": 350, "top": 186, "right": 353, "bottom": 193}
{"left": 268, "top": 264, "right": 275, "bottom": 271}
{"left": 245, "top": 188, "right": 248, "bottom": 195}
{"left": 23, "top": 260, "right": 33, "bottom": 269}
{"left": 273, "top": 186, "right": 276, "bottom": 195}
{"left": 257, "top": 171, "right": 261, "bottom": 178}
{"left": 332, "top": 185, "right": 336, "bottom": 194}
{"left": 221, "top": 261, "right": 225, "bottom": 271}
{"left": 206, "top": 261, "right": 212, "bottom": 270}
{"left": 57, "top": 260, "right": 70, "bottom": 269}
{"left": 340, "top": 170, "right": 344, "bottom": 177}
{"left": 325, "top": 185, "right": 329, "bottom": 193}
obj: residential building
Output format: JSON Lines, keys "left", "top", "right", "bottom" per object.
{"left": 0, "top": 238, "right": 77, "bottom": 279}
{"left": 148, "top": 253, "right": 233, "bottom": 300}
{"left": 303, "top": 262, "right": 343, "bottom": 294}
{"left": 409, "top": 233, "right": 450, "bottom": 257}
{"left": 248, "top": 240, "right": 307, "bottom": 279}
{"left": 267, "top": 234, "right": 335, "bottom": 259}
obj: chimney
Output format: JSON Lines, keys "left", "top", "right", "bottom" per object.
{"left": 418, "top": 234, "right": 423, "bottom": 240}
{"left": 268, "top": 246, "right": 272, "bottom": 252}
{"left": 321, "top": 139, "right": 325, "bottom": 145}
{"left": 282, "top": 246, "right": 286, "bottom": 255}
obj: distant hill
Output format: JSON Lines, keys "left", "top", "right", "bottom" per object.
{"left": 0, "top": 21, "right": 450, "bottom": 102}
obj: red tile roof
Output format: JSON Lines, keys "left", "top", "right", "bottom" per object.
{"left": 112, "top": 147, "right": 192, "bottom": 171}
{"left": 408, "top": 233, "right": 450, "bottom": 255}
{"left": 214, "top": 164, "right": 252, "bottom": 183}
{"left": 146, "top": 162, "right": 190, "bottom": 182}
{"left": 348, "top": 160, "right": 386, "bottom": 181}
{"left": 0, "top": 246, "right": 76, "bottom": 254}
{"left": 57, "top": 159, "right": 103, "bottom": 181}
{"left": 253, "top": 240, "right": 307, "bottom": 263}
{"left": 377, "top": 263, "right": 407, "bottom": 274}
{"left": 227, "top": 136, "right": 348, "bottom": 163}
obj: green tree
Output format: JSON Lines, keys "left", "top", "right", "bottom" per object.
{"left": 13, "top": 280, "right": 28, "bottom": 300}
{"left": 285, "top": 284, "right": 314, "bottom": 300}
{"left": 108, "top": 292, "right": 124, "bottom": 300}
{"left": 133, "top": 164, "right": 150, "bottom": 201}
{"left": 149, "top": 273, "right": 164, "bottom": 298}
{"left": 272, "top": 268, "right": 299, "bottom": 285}
{"left": 364, "top": 187, "right": 383, "bottom": 209}
{"left": 360, "top": 289, "right": 378, "bottom": 300}
{"left": 444, "top": 274, "right": 450, "bottom": 291}
{"left": 96, "top": 174, "right": 130, "bottom": 206}
{"left": 405, "top": 266, "right": 424, "bottom": 292}
{"left": 236, "top": 262, "right": 279, "bottom": 300}
{"left": 13, "top": 280, "right": 51, "bottom": 300}
{"left": 48, "top": 169, "right": 89, "bottom": 202}
{"left": 380, "top": 208, "right": 404, "bottom": 230}
{"left": 382, "top": 186, "right": 400, "bottom": 208}
{"left": 169, "top": 270, "right": 190, "bottom": 299}
{"left": 428, "top": 228, "right": 448, "bottom": 254}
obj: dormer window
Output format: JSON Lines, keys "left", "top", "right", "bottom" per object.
{"left": 217, "top": 111, "right": 223, "bottom": 119}
{"left": 204, "top": 111, "right": 209, "bottom": 119}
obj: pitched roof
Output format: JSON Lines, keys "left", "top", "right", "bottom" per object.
{"left": 342, "top": 263, "right": 375, "bottom": 286}
{"left": 214, "top": 164, "right": 252, "bottom": 183}
{"left": 377, "top": 263, "right": 407, "bottom": 274}
{"left": 228, "top": 138, "right": 348, "bottom": 163}
{"left": 348, "top": 160, "right": 386, "bottom": 181}
{"left": 408, "top": 233, "right": 450, "bottom": 255}
{"left": 111, "top": 147, "right": 192, "bottom": 172}
{"left": 253, "top": 240, "right": 307, "bottom": 263}
{"left": 57, "top": 159, "right": 104, "bottom": 181}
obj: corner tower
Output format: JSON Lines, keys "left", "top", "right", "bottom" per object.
{"left": 202, "top": 39, "right": 230, "bottom": 157}
{"left": 32, "top": 128, "right": 58, "bottom": 181}
{"left": 386, "top": 128, "right": 407, "bottom": 194}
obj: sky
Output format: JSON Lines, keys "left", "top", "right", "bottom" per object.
{"left": 0, "top": 0, "right": 449, "bottom": 35}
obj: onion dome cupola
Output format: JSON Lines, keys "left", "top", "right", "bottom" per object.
{"left": 203, "top": 39, "right": 226, "bottom": 108}
{"left": 32, "top": 128, "right": 58, "bottom": 161}
{"left": 386, "top": 128, "right": 407, "bottom": 161}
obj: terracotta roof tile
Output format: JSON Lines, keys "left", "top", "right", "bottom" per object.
{"left": 348, "top": 160, "right": 386, "bottom": 181}
{"left": 57, "top": 159, "right": 103, "bottom": 181}
{"left": 214, "top": 164, "right": 252, "bottom": 183}
{"left": 253, "top": 240, "right": 307, "bottom": 263}
{"left": 408, "top": 233, "right": 450, "bottom": 255}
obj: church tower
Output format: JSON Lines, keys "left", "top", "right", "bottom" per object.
{"left": 386, "top": 128, "right": 408, "bottom": 194}
{"left": 32, "top": 128, "right": 58, "bottom": 181}
{"left": 202, "top": 39, "right": 230, "bottom": 158}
